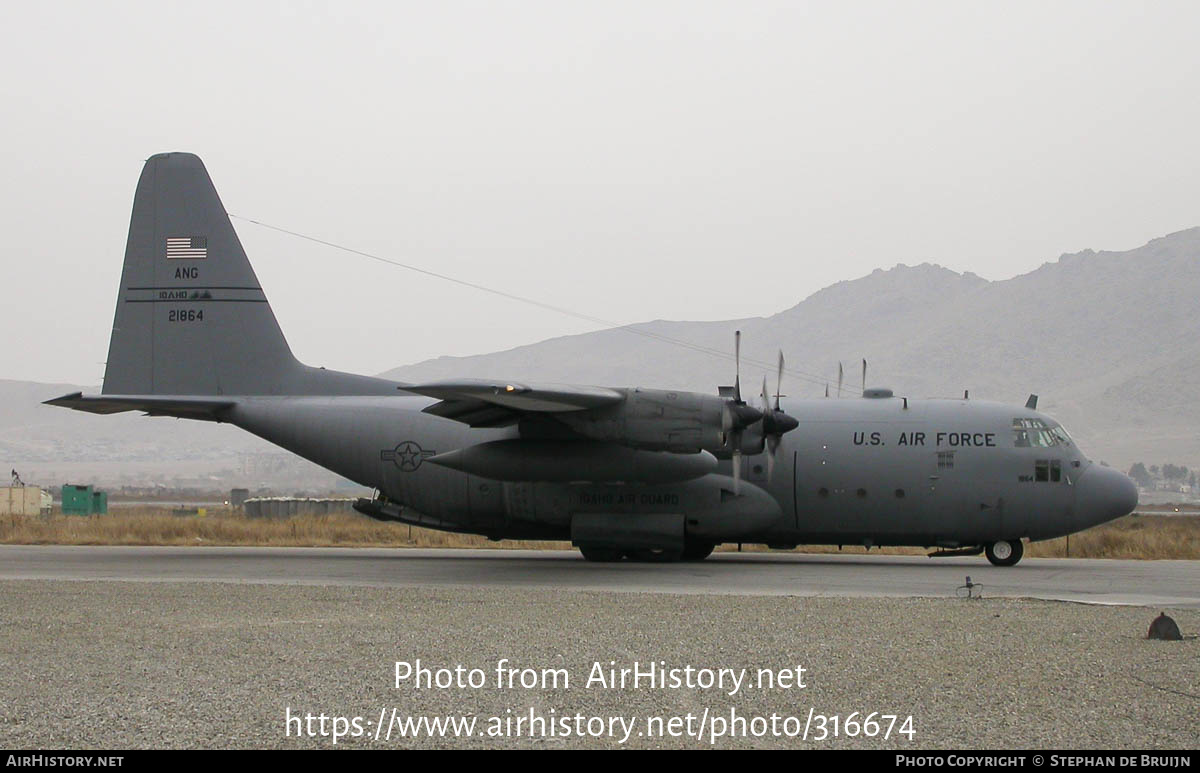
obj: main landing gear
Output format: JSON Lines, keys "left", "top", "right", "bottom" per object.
{"left": 576, "top": 544, "right": 624, "bottom": 562}
{"left": 985, "top": 539, "right": 1024, "bottom": 567}
{"left": 577, "top": 538, "right": 716, "bottom": 563}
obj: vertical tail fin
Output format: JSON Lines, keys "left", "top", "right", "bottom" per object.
{"left": 102, "top": 152, "right": 301, "bottom": 395}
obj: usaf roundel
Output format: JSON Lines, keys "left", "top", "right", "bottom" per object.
{"left": 381, "top": 441, "right": 435, "bottom": 472}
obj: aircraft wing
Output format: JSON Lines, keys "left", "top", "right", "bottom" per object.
{"left": 44, "top": 392, "right": 236, "bottom": 421}
{"left": 406, "top": 380, "right": 625, "bottom": 428}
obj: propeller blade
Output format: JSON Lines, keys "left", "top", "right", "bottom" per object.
{"left": 761, "top": 376, "right": 770, "bottom": 416}
{"left": 775, "top": 351, "right": 785, "bottom": 411}
{"left": 732, "top": 448, "right": 742, "bottom": 495}
{"left": 765, "top": 434, "right": 779, "bottom": 480}
{"left": 734, "top": 330, "right": 742, "bottom": 403}
{"left": 862, "top": 358, "right": 867, "bottom": 396}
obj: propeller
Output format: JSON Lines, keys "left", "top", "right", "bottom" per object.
{"left": 720, "top": 330, "right": 763, "bottom": 494}
{"left": 758, "top": 351, "right": 800, "bottom": 480}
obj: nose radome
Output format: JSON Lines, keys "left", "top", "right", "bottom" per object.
{"left": 1075, "top": 465, "right": 1139, "bottom": 528}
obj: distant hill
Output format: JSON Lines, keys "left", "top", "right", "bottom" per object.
{"left": 383, "top": 227, "right": 1200, "bottom": 470}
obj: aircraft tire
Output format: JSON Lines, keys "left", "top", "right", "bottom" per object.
{"left": 628, "top": 547, "right": 683, "bottom": 563}
{"left": 577, "top": 545, "right": 625, "bottom": 562}
{"left": 681, "top": 541, "right": 716, "bottom": 561}
{"left": 985, "top": 539, "right": 1024, "bottom": 567}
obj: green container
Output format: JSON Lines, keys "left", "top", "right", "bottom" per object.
{"left": 62, "top": 485, "right": 106, "bottom": 515}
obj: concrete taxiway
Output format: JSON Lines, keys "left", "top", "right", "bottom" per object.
{"left": 0, "top": 545, "right": 1195, "bottom": 608}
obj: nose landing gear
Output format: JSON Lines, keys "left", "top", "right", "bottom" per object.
{"left": 985, "top": 539, "right": 1024, "bottom": 567}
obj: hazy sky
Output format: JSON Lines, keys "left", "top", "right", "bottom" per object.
{"left": 3, "top": 1, "right": 1199, "bottom": 385}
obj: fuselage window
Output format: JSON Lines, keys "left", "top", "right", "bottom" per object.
{"left": 1035, "top": 459, "right": 1062, "bottom": 483}
{"left": 857, "top": 488, "right": 867, "bottom": 498}
{"left": 818, "top": 487, "right": 829, "bottom": 498}
{"left": 894, "top": 489, "right": 905, "bottom": 498}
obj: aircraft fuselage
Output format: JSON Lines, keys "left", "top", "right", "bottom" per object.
{"left": 228, "top": 390, "right": 1135, "bottom": 551}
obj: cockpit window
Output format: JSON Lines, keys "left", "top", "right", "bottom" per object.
{"left": 1013, "top": 418, "right": 1072, "bottom": 448}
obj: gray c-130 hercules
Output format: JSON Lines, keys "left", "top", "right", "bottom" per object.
{"left": 48, "top": 152, "right": 1138, "bottom": 566}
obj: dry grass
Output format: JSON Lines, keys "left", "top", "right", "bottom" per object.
{"left": 1027, "top": 514, "right": 1200, "bottom": 560}
{"left": 0, "top": 506, "right": 569, "bottom": 550}
{"left": 0, "top": 508, "right": 1196, "bottom": 559}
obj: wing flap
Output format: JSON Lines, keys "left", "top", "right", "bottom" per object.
{"left": 422, "top": 398, "right": 522, "bottom": 428}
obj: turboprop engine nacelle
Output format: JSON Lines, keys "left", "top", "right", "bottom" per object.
{"left": 554, "top": 388, "right": 766, "bottom": 457}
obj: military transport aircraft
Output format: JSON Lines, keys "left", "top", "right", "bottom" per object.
{"left": 48, "top": 153, "right": 1138, "bottom": 565}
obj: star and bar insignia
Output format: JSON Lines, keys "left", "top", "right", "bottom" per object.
{"left": 381, "top": 441, "right": 436, "bottom": 472}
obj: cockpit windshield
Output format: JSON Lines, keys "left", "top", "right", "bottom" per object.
{"left": 1012, "top": 418, "right": 1072, "bottom": 448}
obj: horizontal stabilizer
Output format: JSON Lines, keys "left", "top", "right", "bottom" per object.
{"left": 44, "top": 392, "right": 235, "bottom": 421}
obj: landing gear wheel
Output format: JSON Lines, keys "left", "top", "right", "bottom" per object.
{"left": 577, "top": 545, "right": 624, "bottom": 562}
{"left": 628, "top": 547, "right": 683, "bottom": 563}
{"left": 681, "top": 540, "right": 716, "bottom": 561}
{"left": 985, "top": 539, "right": 1024, "bottom": 567}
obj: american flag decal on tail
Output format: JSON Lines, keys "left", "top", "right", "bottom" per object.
{"left": 166, "top": 236, "right": 207, "bottom": 259}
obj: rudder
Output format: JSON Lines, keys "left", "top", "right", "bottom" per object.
{"left": 103, "top": 152, "right": 301, "bottom": 395}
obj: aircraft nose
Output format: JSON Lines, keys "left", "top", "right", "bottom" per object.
{"left": 1075, "top": 465, "right": 1138, "bottom": 528}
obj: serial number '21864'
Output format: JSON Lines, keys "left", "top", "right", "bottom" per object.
{"left": 168, "top": 309, "right": 204, "bottom": 322}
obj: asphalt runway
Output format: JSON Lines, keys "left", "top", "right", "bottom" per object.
{"left": 2, "top": 548, "right": 1197, "bottom": 748}
{"left": 1, "top": 545, "right": 1196, "bottom": 608}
